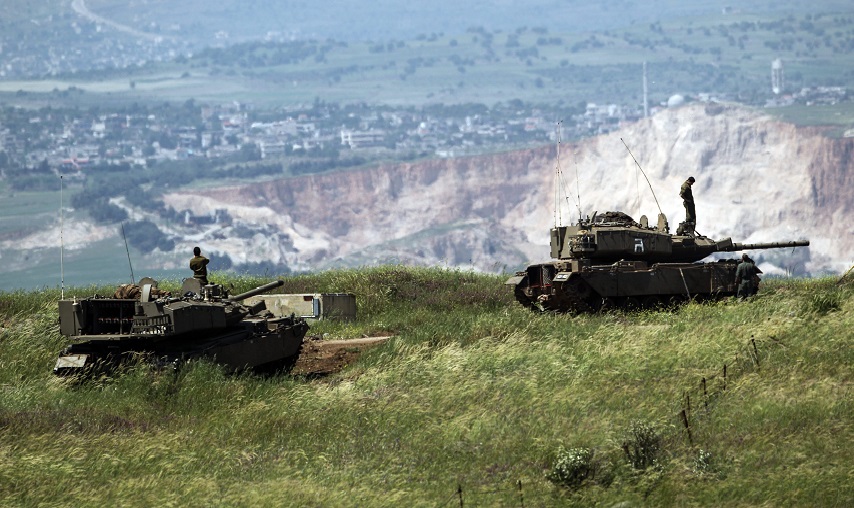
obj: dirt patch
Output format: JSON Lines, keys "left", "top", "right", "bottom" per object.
{"left": 291, "top": 336, "right": 391, "bottom": 376}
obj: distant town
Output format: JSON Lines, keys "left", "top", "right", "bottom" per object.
{"left": 1, "top": 85, "right": 847, "bottom": 185}
{"left": 0, "top": 100, "right": 635, "bottom": 174}
{"left": 3, "top": 3, "right": 852, "bottom": 182}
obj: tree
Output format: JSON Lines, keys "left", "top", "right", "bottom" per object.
{"left": 89, "top": 200, "right": 128, "bottom": 223}
{"left": 238, "top": 143, "right": 261, "bottom": 162}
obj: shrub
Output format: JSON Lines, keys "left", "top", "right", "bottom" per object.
{"left": 622, "top": 420, "right": 662, "bottom": 470}
{"left": 547, "top": 446, "right": 598, "bottom": 490}
{"left": 692, "top": 448, "right": 715, "bottom": 475}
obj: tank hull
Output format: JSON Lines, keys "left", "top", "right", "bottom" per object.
{"left": 507, "top": 259, "right": 741, "bottom": 313}
{"left": 54, "top": 315, "right": 309, "bottom": 375}
{"left": 54, "top": 289, "right": 310, "bottom": 376}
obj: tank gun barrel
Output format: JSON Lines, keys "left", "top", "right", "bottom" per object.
{"left": 227, "top": 280, "right": 285, "bottom": 302}
{"left": 721, "top": 240, "right": 810, "bottom": 252}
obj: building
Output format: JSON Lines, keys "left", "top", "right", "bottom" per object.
{"left": 340, "top": 129, "right": 386, "bottom": 148}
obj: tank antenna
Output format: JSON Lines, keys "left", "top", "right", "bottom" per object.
{"left": 554, "top": 122, "right": 582, "bottom": 227}
{"left": 620, "top": 138, "right": 663, "bottom": 216}
{"left": 634, "top": 154, "right": 643, "bottom": 219}
{"left": 573, "top": 148, "right": 582, "bottom": 222}
{"left": 554, "top": 122, "right": 562, "bottom": 228}
{"left": 121, "top": 222, "right": 135, "bottom": 284}
{"left": 59, "top": 175, "right": 65, "bottom": 299}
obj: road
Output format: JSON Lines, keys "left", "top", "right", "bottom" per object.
{"left": 71, "top": 0, "right": 169, "bottom": 42}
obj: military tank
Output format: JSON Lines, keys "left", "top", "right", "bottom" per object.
{"left": 506, "top": 211, "right": 810, "bottom": 313}
{"left": 54, "top": 278, "right": 309, "bottom": 376}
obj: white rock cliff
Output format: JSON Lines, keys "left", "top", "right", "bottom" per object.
{"left": 161, "top": 102, "right": 850, "bottom": 276}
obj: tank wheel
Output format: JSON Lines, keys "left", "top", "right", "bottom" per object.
{"left": 641, "top": 296, "right": 663, "bottom": 310}
{"left": 514, "top": 285, "right": 539, "bottom": 311}
{"left": 598, "top": 298, "right": 616, "bottom": 313}
{"left": 537, "top": 294, "right": 559, "bottom": 312}
{"left": 565, "top": 278, "right": 593, "bottom": 299}
{"left": 666, "top": 295, "right": 687, "bottom": 309}
{"left": 623, "top": 297, "right": 641, "bottom": 311}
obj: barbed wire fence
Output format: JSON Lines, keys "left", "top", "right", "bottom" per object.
{"left": 437, "top": 480, "right": 556, "bottom": 507}
{"left": 434, "top": 333, "right": 786, "bottom": 507}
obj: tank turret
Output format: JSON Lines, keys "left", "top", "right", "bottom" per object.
{"left": 549, "top": 211, "right": 809, "bottom": 264}
{"left": 54, "top": 278, "right": 309, "bottom": 376}
{"left": 508, "top": 211, "right": 810, "bottom": 313}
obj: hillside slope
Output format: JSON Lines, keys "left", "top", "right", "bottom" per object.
{"left": 0, "top": 270, "right": 851, "bottom": 506}
{"left": 163, "top": 103, "right": 851, "bottom": 276}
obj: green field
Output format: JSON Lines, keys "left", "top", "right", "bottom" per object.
{"left": 1, "top": 267, "right": 851, "bottom": 506}
{"left": 0, "top": 190, "right": 60, "bottom": 237}
{"left": 766, "top": 101, "right": 854, "bottom": 136}
{"left": 4, "top": 4, "right": 854, "bottom": 118}
{"left": 0, "top": 190, "right": 188, "bottom": 291}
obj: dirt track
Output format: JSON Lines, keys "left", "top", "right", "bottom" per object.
{"left": 291, "top": 336, "right": 390, "bottom": 376}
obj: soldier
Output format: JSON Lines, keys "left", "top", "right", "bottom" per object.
{"left": 680, "top": 176, "right": 696, "bottom": 231}
{"left": 734, "top": 253, "right": 760, "bottom": 299}
{"left": 189, "top": 246, "right": 210, "bottom": 285}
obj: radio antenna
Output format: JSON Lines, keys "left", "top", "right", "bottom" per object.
{"left": 121, "top": 222, "right": 135, "bottom": 284}
{"left": 553, "top": 122, "right": 581, "bottom": 227}
{"left": 620, "top": 138, "right": 663, "bottom": 216}
{"left": 554, "top": 122, "right": 562, "bottom": 228}
{"left": 573, "top": 149, "right": 582, "bottom": 222}
{"left": 59, "top": 175, "right": 65, "bottom": 299}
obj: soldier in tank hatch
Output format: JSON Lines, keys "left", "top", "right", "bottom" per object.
{"left": 189, "top": 246, "right": 210, "bottom": 285}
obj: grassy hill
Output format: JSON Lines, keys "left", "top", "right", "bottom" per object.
{"left": 1, "top": 267, "right": 851, "bottom": 506}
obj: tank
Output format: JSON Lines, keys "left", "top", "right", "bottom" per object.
{"left": 506, "top": 211, "right": 810, "bottom": 312}
{"left": 54, "top": 278, "right": 309, "bottom": 376}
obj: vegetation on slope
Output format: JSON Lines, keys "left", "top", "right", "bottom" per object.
{"left": 5, "top": 5, "right": 854, "bottom": 111}
{"left": 0, "top": 267, "right": 851, "bottom": 506}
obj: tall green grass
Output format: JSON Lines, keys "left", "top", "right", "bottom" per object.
{"left": 1, "top": 268, "right": 851, "bottom": 506}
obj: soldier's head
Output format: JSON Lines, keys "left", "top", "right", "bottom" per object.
{"left": 193, "top": 246, "right": 201, "bottom": 256}
{"left": 687, "top": 176, "right": 695, "bottom": 184}
{"left": 742, "top": 253, "right": 749, "bottom": 261}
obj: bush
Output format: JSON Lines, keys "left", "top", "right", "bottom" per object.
{"left": 547, "top": 446, "right": 598, "bottom": 490}
{"left": 692, "top": 448, "right": 717, "bottom": 476}
{"left": 123, "top": 219, "right": 171, "bottom": 252}
{"left": 89, "top": 200, "right": 129, "bottom": 223}
{"left": 622, "top": 420, "right": 662, "bottom": 470}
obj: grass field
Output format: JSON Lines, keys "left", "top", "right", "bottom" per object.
{"left": 1, "top": 267, "right": 851, "bottom": 506}
{"left": 4, "top": 6, "right": 854, "bottom": 117}
{"left": 766, "top": 101, "right": 854, "bottom": 136}
{"left": 0, "top": 190, "right": 60, "bottom": 237}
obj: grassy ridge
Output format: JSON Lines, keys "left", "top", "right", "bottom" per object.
{"left": 0, "top": 267, "right": 851, "bottom": 506}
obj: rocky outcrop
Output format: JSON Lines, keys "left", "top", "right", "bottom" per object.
{"left": 163, "top": 147, "right": 557, "bottom": 272}
{"left": 164, "top": 103, "right": 852, "bottom": 276}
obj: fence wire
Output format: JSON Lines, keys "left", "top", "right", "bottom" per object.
{"left": 434, "top": 334, "right": 785, "bottom": 506}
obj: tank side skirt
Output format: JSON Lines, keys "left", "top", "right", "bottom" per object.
{"left": 562, "top": 262, "right": 737, "bottom": 299}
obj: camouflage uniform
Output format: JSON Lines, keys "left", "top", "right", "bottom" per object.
{"left": 735, "top": 259, "right": 760, "bottom": 299}
{"left": 190, "top": 255, "right": 210, "bottom": 285}
{"left": 680, "top": 178, "right": 696, "bottom": 225}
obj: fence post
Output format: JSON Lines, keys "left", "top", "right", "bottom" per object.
{"left": 680, "top": 409, "right": 693, "bottom": 446}
{"left": 750, "top": 337, "right": 761, "bottom": 370}
{"left": 702, "top": 377, "right": 708, "bottom": 411}
{"left": 517, "top": 479, "right": 525, "bottom": 508}
{"left": 457, "top": 484, "right": 463, "bottom": 508}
